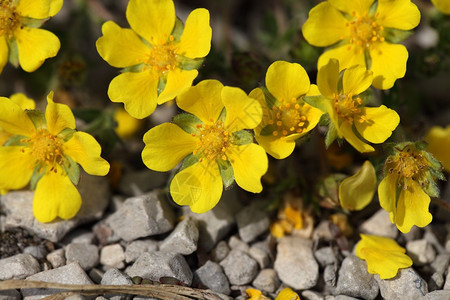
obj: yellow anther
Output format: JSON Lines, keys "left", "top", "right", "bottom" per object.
{"left": 273, "top": 131, "right": 278, "bottom": 136}
{"left": 282, "top": 130, "right": 288, "bottom": 136}
{"left": 276, "top": 121, "right": 282, "bottom": 127}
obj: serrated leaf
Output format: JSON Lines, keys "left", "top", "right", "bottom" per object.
{"left": 260, "top": 124, "right": 275, "bottom": 136}
{"left": 384, "top": 28, "right": 413, "bottom": 44}
{"left": 232, "top": 130, "right": 253, "bottom": 145}
{"left": 261, "top": 87, "right": 280, "bottom": 109}
{"left": 30, "top": 167, "right": 45, "bottom": 190}
{"left": 325, "top": 123, "right": 338, "bottom": 148}
{"left": 303, "top": 95, "right": 328, "bottom": 112}
{"left": 218, "top": 159, "right": 234, "bottom": 188}
{"left": 62, "top": 155, "right": 80, "bottom": 186}
{"left": 172, "top": 113, "right": 202, "bottom": 134}
{"left": 4, "top": 135, "right": 27, "bottom": 146}
{"left": 25, "top": 110, "right": 46, "bottom": 130}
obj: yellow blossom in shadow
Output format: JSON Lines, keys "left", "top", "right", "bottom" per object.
{"left": 246, "top": 288, "right": 270, "bottom": 300}
{"left": 356, "top": 234, "right": 412, "bottom": 279}
{"left": 432, "top": 0, "right": 450, "bottom": 14}
{"left": 96, "top": 0, "right": 212, "bottom": 119}
{"left": 142, "top": 80, "right": 267, "bottom": 213}
{"left": 0, "top": 93, "right": 35, "bottom": 145}
{"left": 270, "top": 201, "right": 304, "bottom": 238}
{"left": 378, "top": 142, "right": 444, "bottom": 233}
{"left": 113, "top": 107, "right": 143, "bottom": 139}
{"left": 330, "top": 212, "right": 353, "bottom": 237}
{"left": 253, "top": 60, "right": 323, "bottom": 159}
{"left": 339, "top": 160, "right": 377, "bottom": 211}
{"left": 302, "top": 0, "right": 420, "bottom": 89}
{"left": 308, "top": 59, "right": 399, "bottom": 153}
{"left": 0, "top": 0, "right": 62, "bottom": 73}
{"left": 425, "top": 125, "right": 450, "bottom": 172}
{"left": 275, "top": 287, "right": 300, "bottom": 300}
{"left": 0, "top": 92, "right": 110, "bottom": 222}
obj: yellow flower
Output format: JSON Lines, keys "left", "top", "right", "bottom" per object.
{"left": 0, "top": 93, "right": 35, "bottom": 145}
{"left": 275, "top": 287, "right": 300, "bottom": 300}
{"left": 253, "top": 61, "right": 323, "bottom": 159}
{"left": 96, "top": 0, "right": 212, "bottom": 119}
{"left": 142, "top": 80, "right": 268, "bottom": 213}
{"left": 0, "top": 0, "right": 62, "bottom": 73}
{"left": 0, "top": 92, "right": 110, "bottom": 223}
{"left": 246, "top": 288, "right": 270, "bottom": 300}
{"left": 113, "top": 107, "right": 143, "bottom": 139}
{"left": 308, "top": 59, "right": 399, "bottom": 152}
{"left": 302, "top": 0, "right": 420, "bottom": 89}
{"left": 432, "top": 0, "right": 450, "bottom": 14}
{"left": 270, "top": 202, "right": 303, "bottom": 238}
{"left": 378, "top": 142, "right": 444, "bottom": 233}
{"left": 339, "top": 160, "right": 377, "bottom": 211}
{"left": 425, "top": 125, "right": 450, "bottom": 172}
{"left": 356, "top": 234, "right": 413, "bottom": 279}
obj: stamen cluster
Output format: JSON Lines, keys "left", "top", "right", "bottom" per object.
{"left": 269, "top": 98, "right": 308, "bottom": 137}
{"left": 192, "top": 121, "right": 231, "bottom": 161}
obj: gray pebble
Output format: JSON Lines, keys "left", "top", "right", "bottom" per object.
{"left": 65, "top": 243, "right": 99, "bottom": 271}
{"left": 119, "top": 169, "right": 167, "bottom": 196}
{"left": 220, "top": 249, "right": 258, "bottom": 285}
{"left": 301, "top": 290, "right": 324, "bottom": 300}
{"left": 124, "top": 239, "right": 159, "bottom": 264}
{"left": 46, "top": 249, "right": 66, "bottom": 269}
{"left": 406, "top": 239, "right": 436, "bottom": 266}
{"left": 228, "top": 235, "right": 249, "bottom": 252}
{"left": 23, "top": 246, "right": 47, "bottom": 260}
{"left": 252, "top": 269, "right": 280, "bottom": 293}
{"left": 315, "top": 247, "right": 336, "bottom": 267}
{"left": 375, "top": 267, "right": 428, "bottom": 300}
{"left": 431, "top": 254, "right": 450, "bottom": 275}
{"left": 159, "top": 216, "right": 199, "bottom": 255}
{"left": 444, "top": 266, "right": 450, "bottom": 290}
{"left": 324, "top": 264, "right": 337, "bottom": 287}
{"left": 0, "top": 254, "right": 40, "bottom": 280}
{"left": 429, "top": 272, "right": 444, "bottom": 291}
{"left": 335, "top": 255, "right": 378, "bottom": 300}
{"left": 359, "top": 209, "right": 398, "bottom": 239}
{"left": 210, "top": 241, "right": 230, "bottom": 262}
{"left": 193, "top": 260, "right": 231, "bottom": 295}
{"left": 424, "top": 290, "right": 450, "bottom": 300}
{"left": 89, "top": 268, "right": 104, "bottom": 284}
{"left": 61, "top": 229, "right": 96, "bottom": 245}
{"left": 101, "top": 268, "right": 133, "bottom": 285}
{"left": 249, "top": 245, "right": 270, "bottom": 269}
{"left": 236, "top": 202, "right": 270, "bottom": 243}
{"left": 100, "top": 244, "right": 125, "bottom": 269}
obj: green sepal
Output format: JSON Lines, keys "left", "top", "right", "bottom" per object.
{"left": 171, "top": 18, "right": 184, "bottom": 41}
{"left": 337, "top": 69, "right": 345, "bottom": 94}
{"left": 178, "top": 57, "right": 204, "bottom": 71}
{"left": 180, "top": 153, "right": 199, "bottom": 171}
{"left": 61, "top": 155, "right": 80, "bottom": 186}
{"left": 7, "top": 39, "right": 19, "bottom": 67}
{"left": 172, "top": 113, "right": 202, "bottom": 134}
{"left": 364, "top": 48, "right": 372, "bottom": 70}
{"left": 384, "top": 28, "right": 413, "bottom": 44}
{"left": 30, "top": 167, "right": 45, "bottom": 190}
{"left": 303, "top": 95, "right": 328, "bottom": 112}
{"left": 260, "top": 124, "right": 275, "bottom": 136}
{"left": 157, "top": 76, "right": 167, "bottom": 96}
{"left": 423, "top": 172, "right": 440, "bottom": 198}
{"left": 232, "top": 130, "right": 253, "bottom": 145}
{"left": 261, "top": 87, "right": 280, "bottom": 109}
{"left": 20, "top": 17, "right": 46, "bottom": 28}
{"left": 318, "top": 113, "right": 330, "bottom": 126}
{"left": 4, "top": 135, "right": 28, "bottom": 146}
{"left": 415, "top": 141, "right": 428, "bottom": 151}
{"left": 218, "top": 159, "right": 235, "bottom": 189}
{"left": 368, "top": 1, "right": 378, "bottom": 17}
{"left": 217, "top": 108, "right": 226, "bottom": 124}
{"left": 26, "top": 110, "right": 46, "bottom": 130}
{"left": 121, "top": 64, "right": 145, "bottom": 73}
{"left": 325, "top": 123, "right": 338, "bottom": 148}
{"left": 59, "top": 128, "right": 76, "bottom": 142}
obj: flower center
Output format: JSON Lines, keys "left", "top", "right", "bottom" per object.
{"left": 144, "top": 36, "right": 178, "bottom": 74}
{"left": 24, "top": 129, "right": 64, "bottom": 172}
{"left": 269, "top": 98, "right": 308, "bottom": 137}
{"left": 347, "top": 12, "right": 384, "bottom": 51}
{"left": 387, "top": 146, "right": 428, "bottom": 190}
{"left": 192, "top": 121, "right": 232, "bottom": 161}
{"left": 0, "top": 0, "right": 19, "bottom": 38}
{"left": 333, "top": 93, "right": 363, "bottom": 124}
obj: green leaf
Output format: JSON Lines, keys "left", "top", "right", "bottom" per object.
{"left": 25, "top": 110, "right": 46, "bottom": 130}
{"left": 172, "top": 113, "right": 202, "bottom": 134}
{"left": 180, "top": 153, "right": 199, "bottom": 171}
{"left": 218, "top": 159, "right": 234, "bottom": 188}
{"left": 325, "top": 123, "right": 338, "bottom": 148}
{"left": 303, "top": 95, "right": 328, "bottom": 112}
{"left": 261, "top": 87, "right": 279, "bottom": 109}
{"left": 61, "top": 155, "right": 80, "bottom": 186}
{"left": 384, "top": 28, "right": 413, "bottom": 44}
{"left": 232, "top": 130, "right": 253, "bottom": 145}
{"left": 4, "top": 135, "right": 28, "bottom": 146}
{"left": 260, "top": 124, "right": 275, "bottom": 136}
{"left": 30, "top": 167, "right": 45, "bottom": 190}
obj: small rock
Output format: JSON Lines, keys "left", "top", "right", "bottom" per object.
{"left": 159, "top": 216, "right": 199, "bottom": 255}
{"left": 444, "top": 266, "right": 450, "bottom": 290}
{"left": 46, "top": 249, "right": 66, "bottom": 269}
{"left": 236, "top": 202, "right": 270, "bottom": 243}
{"left": 252, "top": 269, "right": 280, "bottom": 293}
{"left": 274, "top": 237, "right": 319, "bottom": 290}
{"left": 424, "top": 228, "right": 447, "bottom": 254}
{"left": 228, "top": 235, "right": 249, "bottom": 252}
{"left": 126, "top": 251, "right": 193, "bottom": 286}
{"left": 61, "top": 229, "right": 96, "bottom": 245}
{"left": 324, "top": 264, "right": 337, "bottom": 287}
{"left": 119, "top": 169, "right": 167, "bottom": 196}
{"left": 359, "top": 209, "right": 398, "bottom": 239}
{"left": 375, "top": 267, "right": 428, "bottom": 300}
{"left": 23, "top": 246, "right": 47, "bottom": 260}
{"left": 249, "top": 245, "right": 270, "bottom": 269}
{"left": 23, "top": 263, "right": 93, "bottom": 300}
{"left": 0, "top": 254, "right": 40, "bottom": 280}
{"left": 65, "top": 243, "right": 99, "bottom": 271}
{"left": 301, "top": 290, "right": 324, "bottom": 300}
{"left": 220, "top": 249, "right": 258, "bottom": 285}
{"left": 313, "top": 221, "right": 334, "bottom": 242}
{"left": 124, "top": 239, "right": 159, "bottom": 263}
{"left": 401, "top": 226, "right": 423, "bottom": 242}
{"left": 193, "top": 260, "right": 231, "bottom": 295}
{"left": 335, "top": 255, "right": 378, "bottom": 300}
{"left": 100, "top": 244, "right": 125, "bottom": 269}
{"left": 406, "top": 239, "right": 436, "bottom": 266}
{"left": 429, "top": 272, "right": 444, "bottom": 291}
{"left": 424, "top": 290, "right": 450, "bottom": 300}
{"left": 0, "top": 289, "right": 21, "bottom": 300}
{"left": 105, "top": 192, "right": 175, "bottom": 242}
{"left": 101, "top": 268, "right": 133, "bottom": 285}
{"left": 210, "top": 241, "right": 230, "bottom": 263}
{"left": 89, "top": 268, "right": 104, "bottom": 284}
{"left": 315, "top": 247, "right": 336, "bottom": 267}
{"left": 431, "top": 254, "right": 450, "bottom": 275}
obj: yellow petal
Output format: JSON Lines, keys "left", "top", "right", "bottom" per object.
{"left": 361, "top": 247, "right": 413, "bottom": 279}
{"left": 33, "top": 169, "right": 82, "bottom": 223}
{"left": 176, "top": 8, "right": 211, "bottom": 58}
{"left": 377, "top": 0, "right": 421, "bottom": 30}
{"left": 317, "top": 44, "right": 366, "bottom": 76}
{"left": 170, "top": 159, "right": 223, "bottom": 213}
{"left": 369, "top": 43, "right": 408, "bottom": 90}
{"left": 157, "top": 69, "right": 198, "bottom": 104}
{"left": 329, "top": 0, "right": 375, "bottom": 15}
{"left": 302, "top": 1, "right": 349, "bottom": 47}
{"left": 222, "top": 86, "right": 262, "bottom": 132}
{"left": 45, "top": 92, "right": 75, "bottom": 135}
{"left": 317, "top": 58, "right": 340, "bottom": 99}
{"left": 126, "top": 0, "right": 175, "bottom": 44}
{"left": 15, "top": 27, "right": 60, "bottom": 72}
{"left": 0, "top": 146, "right": 34, "bottom": 190}
{"left": 16, "top": 0, "right": 52, "bottom": 19}
{"left": 266, "top": 61, "right": 310, "bottom": 102}
{"left": 64, "top": 132, "right": 110, "bottom": 176}
{"left": 395, "top": 181, "right": 432, "bottom": 233}
{"left": 302, "top": 104, "right": 324, "bottom": 133}
{"left": 432, "top": 0, "right": 450, "bottom": 14}
{"left": 356, "top": 234, "right": 407, "bottom": 255}
{"left": 49, "top": 0, "right": 63, "bottom": 17}
{"left": 255, "top": 134, "right": 296, "bottom": 160}
{"left": 0, "top": 37, "right": 8, "bottom": 74}
{"left": 142, "top": 123, "right": 198, "bottom": 172}
{"left": 108, "top": 71, "right": 159, "bottom": 119}
{"left": 425, "top": 125, "right": 450, "bottom": 172}
{"left": 0, "top": 97, "right": 35, "bottom": 137}
{"left": 176, "top": 80, "right": 224, "bottom": 125}
{"left": 10, "top": 93, "right": 35, "bottom": 110}
{"left": 246, "top": 288, "right": 262, "bottom": 300}
{"left": 339, "top": 160, "right": 376, "bottom": 211}
{"left": 342, "top": 65, "right": 373, "bottom": 96}
{"left": 275, "top": 287, "right": 300, "bottom": 300}
{"left": 96, "top": 21, "right": 150, "bottom": 68}
{"left": 355, "top": 106, "right": 399, "bottom": 144}
{"left": 226, "top": 144, "right": 268, "bottom": 193}
{"left": 114, "top": 108, "right": 143, "bottom": 139}
{"left": 339, "top": 121, "right": 374, "bottom": 152}
{"left": 378, "top": 174, "right": 398, "bottom": 218}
